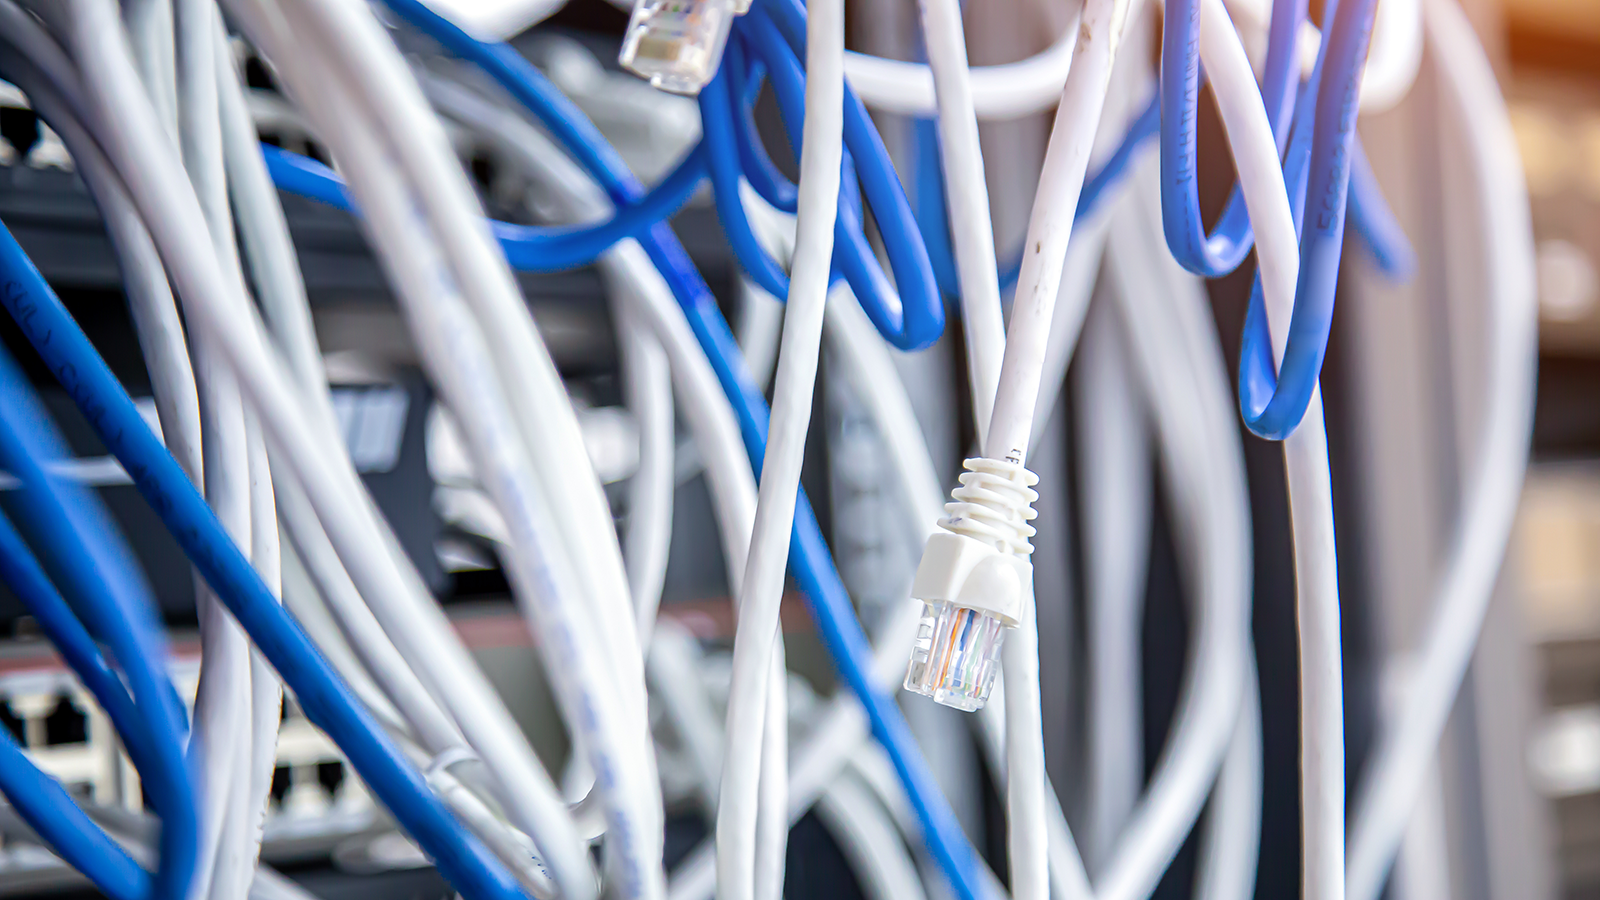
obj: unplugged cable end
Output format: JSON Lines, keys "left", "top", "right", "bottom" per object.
{"left": 903, "top": 531, "right": 1031, "bottom": 712}
{"left": 618, "top": 0, "right": 737, "bottom": 95}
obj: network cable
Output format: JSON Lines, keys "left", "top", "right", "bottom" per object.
{"left": 0, "top": 218, "right": 534, "bottom": 900}
{"left": 0, "top": 317, "right": 197, "bottom": 900}
{"left": 365, "top": 5, "right": 995, "bottom": 900}
{"left": 0, "top": 2, "right": 1537, "bottom": 900}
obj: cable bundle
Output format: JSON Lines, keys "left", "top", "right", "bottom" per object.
{"left": 0, "top": 2, "right": 1536, "bottom": 900}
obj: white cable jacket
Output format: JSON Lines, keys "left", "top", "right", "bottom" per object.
{"left": 122, "top": 0, "right": 176, "bottom": 136}
{"left": 715, "top": 0, "right": 843, "bottom": 893}
{"left": 280, "top": 0, "right": 649, "bottom": 739}
{"left": 981, "top": 4, "right": 1128, "bottom": 899}
{"left": 421, "top": 81, "right": 765, "bottom": 896}
{"left": 1097, "top": 156, "right": 1251, "bottom": 900}
{"left": 1345, "top": 1, "right": 1536, "bottom": 896}
{"left": 460, "top": 76, "right": 816, "bottom": 900}
{"left": 915, "top": 0, "right": 1005, "bottom": 443}
{"left": 274, "top": 474, "right": 466, "bottom": 755}
{"left": 815, "top": 773, "right": 930, "bottom": 900}
{"left": 1193, "top": 659, "right": 1263, "bottom": 900}
{"left": 287, "top": 61, "right": 661, "bottom": 900}
{"left": 853, "top": 0, "right": 1414, "bottom": 120}
{"left": 212, "top": 17, "right": 332, "bottom": 424}
{"left": 60, "top": 5, "right": 601, "bottom": 899}
{"left": 229, "top": 409, "right": 283, "bottom": 900}
{"left": 174, "top": 1, "right": 258, "bottom": 891}
{"left": 1075, "top": 293, "right": 1151, "bottom": 871}
{"left": 1359, "top": 0, "right": 1422, "bottom": 112}
{"left": 985, "top": 0, "right": 1129, "bottom": 464}
{"left": 1194, "top": 3, "right": 1343, "bottom": 898}
{"left": 188, "top": 335, "right": 253, "bottom": 900}
{"left": 276, "top": 537, "right": 409, "bottom": 736}
{"left": 841, "top": 20, "right": 1077, "bottom": 120}
{"left": 618, "top": 301, "right": 675, "bottom": 638}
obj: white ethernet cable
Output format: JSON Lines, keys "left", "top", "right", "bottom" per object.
{"left": 903, "top": 0, "right": 1130, "bottom": 706}
{"left": 841, "top": 16, "right": 1079, "bottom": 120}
{"left": 902, "top": 5, "right": 1127, "bottom": 900}
{"left": 915, "top": 0, "right": 1005, "bottom": 436}
{"left": 233, "top": 7, "right": 660, "bottom": 894}
{"left": 461, "top": 49, "right": 959, "bottom": 896}
{"left": 171, "top": 0, "right": 258, "bottom": 893}
{"left": 52, "top": 5, "right": 601, "bottom": 900}
{"left": 236, "top": 408, "right": 283, "bottom": 900}
{"left": 618, "top": 298, "right": 676, "bottom": 638}
{"left": 1193, "top": 658, "right": 1263, "bottom": 900}
{"left": 280, "top": 478, "right": 563, "bottom": 900}
{"left": 815, "top": 771, "right": 928, "bottom": 900}
{"left": 1074, "top": 293, "right": 1152, "bottom": 871}
{"left": 415, "top": 74, "right": 772, "bottom": 887}
{"left": 273, "top": 474, "right": 467, "bottom": 756}
{"left": 851, "top": 0, "right": 1416, "bottom": 120}
{"left": 276, "top": 533, "right": 409, "bottom": 737}
{"left": 174, "top": 2, "right": 285, "bottom": 892}
{"left": 316, "top": 88, "right": 663, "bottom": 900}
{"left": 427, "top": 69, "right": 806, "bottom": 900}
{"left": 1105, "top": 157, "right": 1264, "bottom": 900}
{"left": 0, "top": 12, "right": 202, "bottom": 493}
{"left": 715, "top": 0, "right": 842, "bottom": 895}
{"left": 1345, "top": 0, "right": 1536, "bottom": 896}
{"left": 212, "top": 16, "right": 332, "bottom": 424}
{"left": 1189, "top": 1, "right": 1343, "bottom": 897}
{"left": 1359, "top": 0, "right": 1422, "bottom": 112}
{"left": 1094, "top": 154, "right": 1252, "bottom": 900}
{"left": 122, "top": 0, "right": 177, "bottom": 135}
{"left": 279, "top": 0, "right": 651, "bottom": 751}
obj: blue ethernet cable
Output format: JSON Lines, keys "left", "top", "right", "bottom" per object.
{"left": 1158, "top": 0, "right": 1413, "bottom": 284}
{"left": 262, "top": 141, "right": 708, "bottom": 274}
{"left": 699, "top": 62, "right": 793, "bottom": 299}
{"left": 371, "top": 3, "right": 991, "bottom": 899}
{"left": 0, "top": 719, "right": 150, "bottom": 900}
{"left": 1159, "top": 0, "right": 1305, "bottom": 277}
{"left": 0, "top": 220, "right": 534, "bottom": 900}
{"left": 0, "top": 331, "right": 195, "bottom": 900}
{"left": 725, "top": 40, "right": 799, "bottom": 214}
{"left": 913, "top": 116, "right": 959, "bottom": 298}
{"left": 731, "top": 0, "right": 945, "bottom": 350}
{"left": 1238, "top": 0, "right": 1381, "bottom": 439}
{"left": 1346, "top": 136, "right": 1416, "bottom": 278}
{"left": 0, "top": 507, "right": 160, "bottom": 772}
{"left": 0, "top": 503, "right": 154, "bottom": 900}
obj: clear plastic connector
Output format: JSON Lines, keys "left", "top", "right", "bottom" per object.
{"left": 618, "top": 0, "right": 736, "bottom": 96}
{"left": 903, "top": 600, "right": 1008, "bottom": 712}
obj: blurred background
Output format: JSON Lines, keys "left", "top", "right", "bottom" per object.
{"left": 0, "top": 0, "right": 1595, "bottom": 898}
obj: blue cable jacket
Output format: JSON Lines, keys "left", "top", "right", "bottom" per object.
{"left": 0, "top": 508, "right": 159, "bottom": 773}
{"left": 1345, "top": 136, "right": 1416, "bottom": 278}
{"left": 736, "top": 0, "right": 945, "bottom": 350}
{"left": 698, "top": 63, "right": 793, "bottom": 298}
{"left": 1238, "top": 0, "right": 1380, "bottom": 438}
{"left": 725, "top": 41, "right": 800, "bottom": 214}
{"left": 374, "top": 3, "right": 991, "bottom": 898}
{"left": 913, "top": 116, "right": 958, "bottom": 298}
{"left": 0, "top": 322, "right": 195, "bottom": 900}
{"left": 262, "top": 141, "right": 708, "bottom": 274}
{"left": 0, "top": 719, "right": 150, "bottom": 900}
{"left": 0, "top": 220, "right": 534, "bottom": 900}
{"left": 1158, "top": 0, "right": 1302, "bottom": 277}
